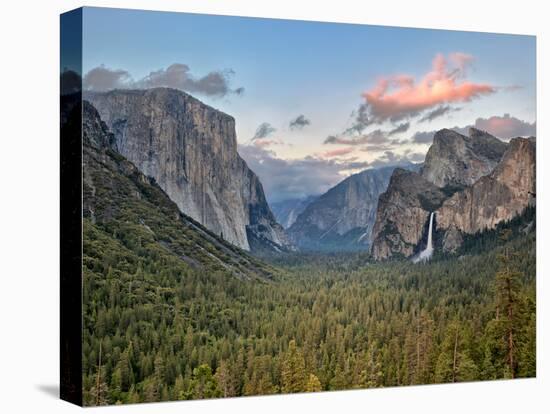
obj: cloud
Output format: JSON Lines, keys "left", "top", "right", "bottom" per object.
{"left": 345, "top": 103, "right": 370, "bottom": 135}
{"left": 470, "top": 114, "right": 536, "bottom": 138}
{"left": 368, "top": 150, "right": 425, "bottom": 168}
{"left": 324, "top": 129, "right": 406, "bottom": 147}
{"left": 359, "top": 53, "right": 495, "bottom": 124}
{"left": 319, "top": 147, "right": 355, "bottom": 158}
{"left": 252, "top": 122, "right": 277, "bottom": 140}
{"left": 252, "top": 139, "right": 283, "bottom": 148}
{"left": 388, "top": 122, "right": 410, "bottom": 136}
{"left": 239, "top": 143, "right": 425, "bottom": 202}
{"left": 83, "top": 65, "right": 132, "bottom": 91}
{"left": 418, "top": 105, "right": 461, "bottom": 123}
{"left": 83, "top": 63, "right": 244, "bottom": 97}
{"left": 289, "top": 114, "right": 311, "bottom": 130}
{"left": 238, "top": 145, "right": 369, "bottom": 202}
{"left": 411, "top": 130, "right": 437, "bottom": 144}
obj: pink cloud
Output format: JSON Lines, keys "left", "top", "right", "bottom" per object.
{"left": 474, "top": 114, "right": 536, "bottom": 138}
{"left": 253, "top": 139, "right": 283, "bottom": 148}
{"left": 320, "top": 147, "right": 355, "bottom": 158}
{"left": 362, "top": 53, "right": 496, "bottom": 123}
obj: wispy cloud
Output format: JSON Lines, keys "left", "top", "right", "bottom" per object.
{"left": 418, "top": 105, "right": 461, "bottom": 123}
{"left": 289, "top": 114, "right": 311, "bottom": 130}
{"left": 252, "top": 122, "right": 277, "bottom": 140}
{"left": 324, "top": 129, "right": 405, "bottom": 147}
{"left": 319, "top": 147, "right": 355, "bottom": 158}
{"left": 388, "top": 122, "right": 410, "bottom": 136}
{"left": 238, "top": 145, "right": 369, "bottom": 202}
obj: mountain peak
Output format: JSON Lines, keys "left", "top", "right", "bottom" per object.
{"left": 421, "top": 127, "right": 507, "bottom": 188}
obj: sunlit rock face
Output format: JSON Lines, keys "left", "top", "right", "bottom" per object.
{"left": 371, "top": 127, "right": 535, "bottom": 260}
{"left": 435, "top": 137, "right": 536, "bottom": 251}
{"left": 420, "top": 127, "right": 507, "bottom": 188}
{"left": 85, "top": 88, "right": 291, "bottom": 252}
{"left": 288, "top": 165, "right": 415, "bottom": 252}
{"left": 371, "top": 168, "right": 447, "bottom": 260}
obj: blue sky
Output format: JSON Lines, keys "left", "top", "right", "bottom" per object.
{"left": 81, "top": 7, "right": 536, "bottom": 202}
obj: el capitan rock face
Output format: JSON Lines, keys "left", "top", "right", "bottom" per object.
{"left": 371, "top": 128, "right": 535, "bottom": 260}
{"left": 85, "top": 88, "right": 290, "bottom": 252}
{"left": 81, "top": 100, "right": 274, "bottom": 280}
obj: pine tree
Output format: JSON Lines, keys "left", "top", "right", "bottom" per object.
{"left": 90, "top": 340, "right": 109, "bottom": 406}
{"left": 494, "top": 230, "right": 524, "bottom": 379}
{"left": 281, "top": 340, "right": 306, "bottom": 393}
{"left": 189, "top": 364, "right": 221, "bottom": 399}
{"left": 305, "top": 374, "right": 322, "bottom": 392}
{"left": 434, "top": 321, "right": 478, "bottom": 383}
{"left": 214, "top": 360, "right": 236, "bottom": 398}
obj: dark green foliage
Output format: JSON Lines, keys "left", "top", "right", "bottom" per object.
{"left": 81, "top": 116, "right": 535, "bottom": 405}
{"left": 83, "top": 221, "right": 535, "bottom": 404}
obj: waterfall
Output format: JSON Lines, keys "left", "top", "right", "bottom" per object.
{"left": 413, "top": 212, "right": 435, "bottom": 263}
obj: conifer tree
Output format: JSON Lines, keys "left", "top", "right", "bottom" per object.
{"left": 281, "top": 340, "right": 306, "bottom": 393}
{"left": 305, "top": 374, "right": 322, "bottom": 392}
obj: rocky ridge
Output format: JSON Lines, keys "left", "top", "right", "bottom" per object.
{"left": 288, "top": 165, "right": 418, "bottom": 251}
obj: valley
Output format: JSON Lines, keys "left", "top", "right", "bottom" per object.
{"left": 78, "top": 87, "right": 536, "bottom": 405}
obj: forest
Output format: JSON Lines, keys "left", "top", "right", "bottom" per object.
{"left": 82, "top": 210, "right": 536, "bottom": 405}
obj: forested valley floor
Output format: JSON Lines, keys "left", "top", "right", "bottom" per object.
{"left": 82, "top": 218, "right": 535, "bottom": 405}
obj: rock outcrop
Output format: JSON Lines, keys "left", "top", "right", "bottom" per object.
{"left": 370, "top": 168, "right": 447, "bottom": 259}
{"left": 81, "top": 100, "right": 275, "bottom": 280}
{"left": 271, "top": 195, "right": 318, "bottom": 229}
{"left": 288, "top": 165, "right": 418, "bottom": 251}
{"left": 371, "top": 127, "right": 535, "bottom": 260}
{"left": 435, "top": 137, "right": 536, "bottom": 251}
{"left": 421, "top": 128, "right": 507, "bottom": 188}
{"left": 85, "top": 88, "right": 291, "bottom": 252}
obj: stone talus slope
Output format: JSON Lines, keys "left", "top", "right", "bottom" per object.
{"left": 85, "top": 88, "right": 290, "bottom": 252}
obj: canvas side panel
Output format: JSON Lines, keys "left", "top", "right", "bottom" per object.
{"left": 60, "top": 7, "right": 83, "bottom": 407}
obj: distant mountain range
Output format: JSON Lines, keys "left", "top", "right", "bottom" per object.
{"left": 271, "top": 195, "right": 319, "bottom": 229}
{"left": 82, "top": 87, "right": 535, "bottom": 260}
{"left": 286, "top": 163, "right": 421, "bottom": 252}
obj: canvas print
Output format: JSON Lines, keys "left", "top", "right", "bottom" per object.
{"left": 60, "top": 7, "right": 536, "bottom": 406}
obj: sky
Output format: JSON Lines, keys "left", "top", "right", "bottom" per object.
{"left": 81, "top": 7, "right": 536, "bottom": 202}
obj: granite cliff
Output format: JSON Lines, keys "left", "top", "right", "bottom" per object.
{"left": 81, "top": 100, "right": 275, "bottom": 279}
{"left": 436, "top": 136, "right": 536, "bottom": 252}
{"left": 371, "top": 128, "right": 535, "bottom": 260}
{"left": 85, "top": 88, "right": 291, "bottom": 252}
{"left": 288, "top": 165, "right": 418, "bottom": 251}
{"left": 370, "top": 168, "right": 448, "bottom": 259}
